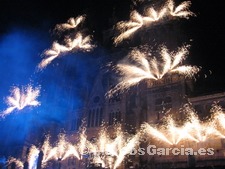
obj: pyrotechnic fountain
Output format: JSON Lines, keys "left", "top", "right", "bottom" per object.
{"left": 142, "top": 104, "right": 225, "bottom": 145}
{"left": 106, "top": 45, "right": 200, "bottom": 97}
{"left": 5, "top": 103, "right": 225, "bottom": 168}
{"left": 2, "top": 0, "right": 224, "bottom": 169}
{"left": 5, "top": 124, "right": 140, "bottom": 169}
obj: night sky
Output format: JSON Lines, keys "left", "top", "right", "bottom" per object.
{"left": 1, "top": 0, "right": 224, "bottom": 94}
{"left": 0, "top": 0, "right": 225, "bottom": 153}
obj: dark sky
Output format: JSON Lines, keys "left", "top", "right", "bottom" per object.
{"left": 0, "top": 0, "right": 225, "bottom": 95}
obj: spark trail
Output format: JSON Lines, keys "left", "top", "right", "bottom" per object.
{"left": 6, "top": 104, "right": 225, "bottom": 168}
{"left": 114, "top": 0, "right": 194, "bottom": 45}
{"left": 55, "top": 15, "right": 85, "bottom": 31}
{"left": 106, "top": 45, "right": 200, "bottom": 97}
{"left": 142, "top": 104, "right": 225, "bottom": 145}
{"left": 7, "top": 125, "right": 140, "bottom": 169}
{"left": 0, "top": 84, "right": 41, "bottom": 117}
{"left": 38, "top": 15, "right": 94, "bottom": 70}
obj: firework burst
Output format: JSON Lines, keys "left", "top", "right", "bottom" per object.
{"left": 6, "top": 103, "right": 225, "bottom": 168}
{"left": 38, "top": 15, "right": 94, "bottom": 70}
{"left": 0, "top": 84, "right": 41, "bottom": 117}
{"left": 142, "top": 104, "right": 225, "bottom": 145}
{"left": 114, "top": 0, "right": 194, "bottom": 45}
{"left": 106, "top": 45, "right": 200, "bottom": 97}
{"left": 7, "top": 157, "right": 23, "bottom": 169}
{"left": 168, "top": 0, "right": 194, "bottom": 18}
{"left": 55, "top": 15, "right": 85, "bottom": 31}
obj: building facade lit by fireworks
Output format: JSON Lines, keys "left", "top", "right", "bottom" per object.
{"left": 63, "top": 70, "right": 225, "bottom": 169}
{"left": 2, "top": 0, "right": 225, "bottom": 169}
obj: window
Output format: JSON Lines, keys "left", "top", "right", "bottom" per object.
{"left": 130, "top": 94, "right": 136, "bottom": 107}
{"left": 91, "top": 109, "right": 95, "bottom": 127}
{"left": 95, "top": 108, "right": 99, "bottom": 127}
{"left": 155, "top": 98, "right": 163, "bottom": 111}
{"left": 87, "top": 108, "right": 103, "bottom": 128}
{"left": 68, "top": 157, "right": 76, "bottom": 166}
{"left": 109, "top": 94, "right": 121, "bottom": 103}
{"left": 93, "top": 96, "right": 100, "bottom": 103}
{"left": 164, "top": 77, "right": 172, "bottom": 84}
{"left": 71, "top": 118, "right": 81, "bottom": 131}
{"left": 155, "top": 97, "right": 172, "bottom": 113}
{"left": 88, "top": 110, "right": 91, "bottom": 127}
{"left": 109, "top": 110, "right": 121, "bottom": 125}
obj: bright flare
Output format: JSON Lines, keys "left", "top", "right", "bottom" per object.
{"left": 114, "top": 0, "right": 194, "bottom": 45}
{"left": 143, "top": 104, "right": 225, "bottom": 145}
{"left": 1, "top": 85, "right": 41, "bottom": 117}
{"left": 55, "top": 15, "right": 85, "bottom": 31}
{"left": 38, "top": 15, "right": 94, "bottom": 70}
{"left": 6, "top": 104, "right": 225, "bottom": 168}
{"left": 7, "top": 157, "right": 23, "bottom": 169}
{"left": 168, "top": 0, "right": 194, "bottom": 18}
{"left": 106, "top": 45, "right": 199, "bottom": 97}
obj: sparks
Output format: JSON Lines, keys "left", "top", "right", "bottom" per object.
{"left": 114, "top": 0, "right": 194, "bottom": 45}
{"left": 38, "top": 15, "right": 94, "bottom": 70}
{"left": 1, "top": 85, "right": 41, "bottom": 117}
{"left": 143, "top": 104, "right": 225, "bottom": 145}
{"left": 106, "top": 45, "right": 199, "bottom": 97}
{"left": 168, "top": 0, "right": 195, "bottom": 18}
{"left": 7, "top": 103, "right": 225, "bottom": 168}
{"left": 55, "top": 15, "right": 85, "bottom": 31}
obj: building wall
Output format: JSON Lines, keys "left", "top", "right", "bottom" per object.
{"left": 64, "top": 69, "right": 225, "bottom": 169}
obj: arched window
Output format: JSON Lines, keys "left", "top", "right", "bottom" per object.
{"left": 109, "top": 109, "right": 121, "bottom": 125}
{"left": 87, "top": 107, "right": 103, "bottom": 128}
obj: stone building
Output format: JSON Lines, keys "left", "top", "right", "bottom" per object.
{"left": 61, "top": 56, "right": 225, "bottom": 169}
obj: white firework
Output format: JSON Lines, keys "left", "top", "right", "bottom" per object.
{"left": 114, "top": 0, "right": 194, "bottom": 45}
{"left": 1, "top": 85, "right": 41, "bottom": 117}
{"left": 106, "top": 45, "right": 200, "bottom": 97}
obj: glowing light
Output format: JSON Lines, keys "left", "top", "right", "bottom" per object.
{"left": 114, "top": 0, "right": 194, "bottom": 44}
{"left": 55, "top": 15, "right": 85, "bottom": 31}
{"left": 41, "top": 134, "right": 80, "bottom": 166}
{"left": 168, "top": 0, "right": 194, "bottom": 18}
{"left": 27, "top": 145, "right": 40, "bottom": 169}
{"left": 6, "top": 104, "right": 225, "bottom": 168}
{"left": 38, "top": 15, "right": 94, "bottom": 69}
{"left": 143, "top": 104, "right": 225, "bottom": 145}
{"left": 142, "top": 124, "right": 173, "bottom": 145}
{"left": 1, "top": 85, "right": 41, "bottom": 117}
{"left": 106, "top": 45, "right": 199, "bottom": 97}
{"left": 113, "top": 133, "right": 140, "bottom": 169}
{"left": 7, "top": 157, "right": 23, "bottom": 169}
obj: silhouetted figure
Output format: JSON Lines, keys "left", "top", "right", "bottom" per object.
{"left": 11, "top": 162, "right": 16, "bottom": 169}
{"left": 188, "top": 154, "right": 196, "bottom": 168}
{"left": 58, "top": 158, "right": 61, "bottom": 169}
{"left": 23, "top": 161, "right": 28, "bottom": 169}
{"left": 37, "top": 150, "right": 44, "bottom": 169}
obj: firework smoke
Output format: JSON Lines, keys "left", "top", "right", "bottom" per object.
{"left": 6, "top": 103, "right": 225, "bottom": 168}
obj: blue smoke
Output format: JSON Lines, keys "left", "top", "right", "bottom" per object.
{"left": 0, "top": 28, "right": 47, "bottom": 156}
{"left": 0, "top": 28, "right": 102, "bottom": 157}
